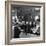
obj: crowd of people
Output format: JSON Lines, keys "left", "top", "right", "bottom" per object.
{"left": 12, "top": 7, "right": 40, "bottom": 38}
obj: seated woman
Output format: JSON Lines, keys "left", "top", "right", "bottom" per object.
{"left": 14, "top": 26, "right": 21, "bottom": 38}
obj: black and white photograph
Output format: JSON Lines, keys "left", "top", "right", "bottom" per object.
{"left": 11, "top": 5, "right": 40, "bottom": 38}
{"left": 5, "top": 1, "right": 45, "bottom": 44}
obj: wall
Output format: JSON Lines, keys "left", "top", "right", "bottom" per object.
{"left": 0, "top": 0, "right": 46, "bottom": 45}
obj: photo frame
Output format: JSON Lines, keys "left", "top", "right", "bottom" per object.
{"left": 5, "top": 1, "right": 45, "bottom": 45}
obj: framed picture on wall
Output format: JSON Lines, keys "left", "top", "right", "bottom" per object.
{"left": 5, "top": 1, "right": 45, "bottom": 45}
